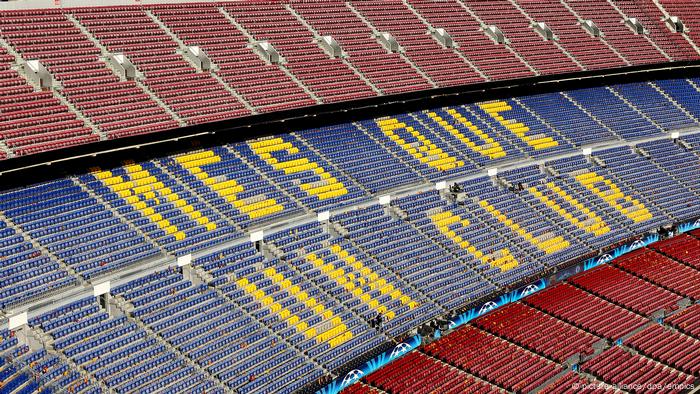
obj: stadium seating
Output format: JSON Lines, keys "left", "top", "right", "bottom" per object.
{"left": 665, "top": 304, "right": 700, "bottom": 339}
{"left": 350, "top": 0, "right": 485, "bottom": 87}
{"left": 393, "top": 190, "right": 544, "bottom": 287}
{"left": 113, "top": 267, "right": 321, "bottom": 393}
{"left": 74, "top": 8, "right": 251, "bottom": 126}
{"left": 515, "top": 0, "right": 628, "bottom": 70}
{"left": 517, "top": 92, "right": 618, "bottom": 146}
{"left": 30, "top": 297, "right": 223, "bottom": 393}
{"left": 424, "top": 325, "right": 562, "bottom": 393}
{"left": 291, "top": 1, "right": 433, "bottom": 95}
{"left": 565, "top": 87, "right": 663, "bottom": 140}
{"left": 640, "top": 139, "right": 700, "bottom": 198}
{"left": 0, "top": 10, "right": 179, "bottom": 141}
{"left": 582, "top": 346, "right": 694, "bottom": 390}
{"left": 0, "top": 83, "right": 698, "bottom": 311}
{"left": 539, "top": 372, "right": 616, "bottom": 394}
{"left": 462, "top": 0, "right": 582, "bottom": 74}
{"left": 523, "top": 283, "right": 647, "bottom": 340}
{"left": 151, "top": 4, "right": 316, "bottom": 113}
{"left": 568, "top": 265, "right": 682, "bottom": 316}
{"left": 266, "top": 224, "right": 433, "bottom": 338}
{"left": 1, "top": 7, "right": 700, "bottom": 387}
{"left": 334, "top": 204, "right": 496, "bottom": 311}
{"left": 0, "top": 178, "right": 161, "bottom": 280}
{"left": 225, "top": 2, "right": 377, "bottom": 103}
{"left": 654, "top": 79, "right": 700, "bottom": 121}
{"left": 563, "top": 0, "right": 670, "bottom": 65}
{"left": 297, "top": 124, "right": 423, "bottom": 194}
{"left": 0, "top": 2, "right": 695, "bottom": 157}
{"left": 161, "top": 146, "right": 303, "bottom": 228}
{"left": 614, "top": 0, "right": 699, "bottom": 61}
{"left": 593, "top": 146, "right": 694, "bottom": 222}
{"left": 651, "top": 234, "right": 700, "bottom": 270}
{"left": 659, "top": 1, "right": 700, "bottom": 50}
{"left": 0, "top": 212, "right": 76, "bottom": 309}
{"left": 364, "top": 351, "right": 500, "bottom": 394}
{"left": 612, "top": 248, "right": 700, "bottom": 300}
{"left": 473, "top": 302, "right": 599, "bottom": 362}
{"left": 407, "top": 0, "right": 534, "bottom": 80}
{"left": 80, "top": 161, "right": 239, "bottom": 255}
{"left": 625, "top": 324, "right": 700, "bottom": 376}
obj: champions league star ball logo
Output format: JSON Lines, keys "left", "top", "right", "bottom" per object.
{"left": 389, "top": 342, "right": 413, "bottom": 359}
{"left": 478, "top": 301, "right": 498, "bottom": 315}
{"left": 597, "top": 253, "right": 613, "bottom": 264}
{"left": 630, "top": 239, "right": 645, "bottom": 250}
{"left": 521, "top": 284, "right": 540, "bottom": 298}
{"left": 341, "top": 370, "right": 364, "bottom": 387}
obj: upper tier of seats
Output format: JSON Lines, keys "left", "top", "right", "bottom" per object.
{"left": 0, "top": 0, "right": 698, "bottom": 158}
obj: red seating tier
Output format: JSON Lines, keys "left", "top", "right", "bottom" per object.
{"left": 225, "top": 2, "right": 376, "bottom": 102}
{"left": 665, "top": 304, "right": 700, "bottom": 339}
{"left": 291, "top": 0, "right": 433, "bottom": 95}
{"left": 152, "top": 5, "right": 317, "bottom": 112}
{"left": 523, "top": 283, "right": 647, "bottom": 340}
{"left": 362, "top": 351, "right": 499, "bottom": 394}
{"left": 615, "top": 0, "right": 699, "bottom": 61}
{"left": 540, "top": 372, "right": 617, "bottom": 394}
{"left": 0, "top": 1, "right": 696, "bottom": 160}
{"left": 516, "top": 0, "right": 628, "bottom": 70}
{"left": 351, "top": 0, "right": 486, "bottom": 87}
{"left": 660, "top": 1, "right": 700, "bottom": 53}
{"left": 569, "top": 264, "right": 682, "bottom": 316}
{"left": 462, "top": 0, "right": 582, "bottom": 74}
{"left": 651, "top": 234, "right": 700, "bottom": 270}
{"left": 612, "top": 248, "right": 700, "bottom": 300}
{"left": 74, "top": 8, "right": 250, "bottom": 125}
{"left": 583, "top": 346, "right": 694, "bottom": 391}
{"left": 626, "top": 324, "right": 700, "bottom": 376}
{"left": 424, "top": 326, "right": 562, "bottom": 392}
{"left": 473, "top": 302, "right": 599, "bottom": 362}
{"left": 407, "top": 0, "right": 534, "bottom": 81}
{"left": 564, "top": 0, "right": 669, "bottom": 65}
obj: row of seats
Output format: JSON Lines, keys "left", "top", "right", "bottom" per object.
{"left": 193, "top": 239, "right": 386, "bottom": 373}
{"left": 0, "top": 2, "right": 698, "bottom": 157}
{"left": 0, "top": 11, "right": 179, "bottom": 141}
{"left": 334, "top": 204, "right": 496, "bottom": 311}
{"left": 665, "top": 304, "right": 700, "bottom": 339}
{"left": 612, "top": 248, "right": 700, "bottom": 300}
{"left": 364, "top": 351, "right": 500, "bottom": 394}
{"left": 524, "top": 283, "right": 648, "bottom": 340}
{"left": 625, "top": 324, "right": 700, "bottom": 376}
{"left": 0, "top": 328, "right": 98, "bottom": 394}
{"left": 113, "top": 267, "right": 319, "bottom": 393}
{"left": 424, "top": 325, "right": 562, "bottom": 393}
{"left": 393, "top": 190, "right": 542, "bottom": 287}
{"left": 582, "top": 346, "right": 694, "bottom": 391}
{"left": 30, "top": 297, "right": 221, "bottom": 393}
{"left": 266, "top": 224, "right": 430, "bottom": 338}
{"left": 473, "top": 302, "right": 599, "bottom": 362}
{"left": 568, "top": 264, "right": 682, "bottom": 316}
{"left": 651, "top": 233, "right": 700, "bottom": 270}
